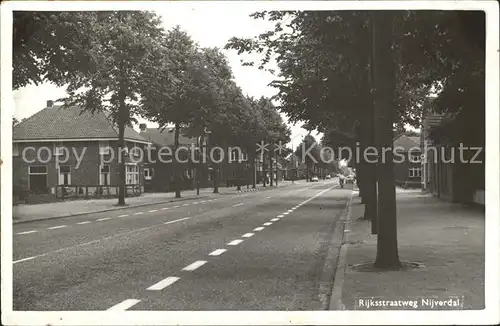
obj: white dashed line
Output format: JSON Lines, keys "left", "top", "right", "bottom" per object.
{"left": 182, "top": 204, "right": 189, "bottom": 206}
{"left": 277, "top": 215, "right": 284, "bottom": 218}
{"left": 182, "top": 260, "right": 207, "bottom": 271}
{"left": 118, "top": 214, "right": 128, "bottom": 217}
{"left": 147, "top": 276, "right": 180, "bottom": 291}
{"left": 16, "top": 230, "right": 37, "bottom": 235}
{"left": 233, "top": 203, "right": 244, "bottom": 207}
{"left": 96, "top": 217, "right": 111, "bottom": 221}
{"left": 265, "top": 196, "right": 272, "bottom": 199}
{"left": 161, "top": 207, "right": 169, "bottom": 210}
{"left": 164, "top": 217, "right": 190, "bottom": 225}
{"left": 76, "top": 221, "right": 91, "bottom": 225}
{"left": 47, "top": 225, "right": 66, "bottom": 230}
{"left": 253, "top": 227, "right": 265, "bottom": 232}
{"left": 200, "top": 200, "right": 206, "bottom": 203}
{"left": 193, "top": 202, "right": 200, "bottom": 204}
{"left": 270, "top": 218, "right": 280, "bottom": 222}
{"left": 134, "top": 212, "right": 144, "bottom": 215}
{"left": 283, "top": 212, "right": 290, "bottom": 215}
{"left": 174, "top": 205, "right": 180, "bottom": 208}
{"left": 107, "top": 299, "right": 141, "bottom": 311}
{"left": 149, "top": 209, "right": 157, "bottom": 213}
{"left": 263, "top": 222, "right": 273, "bottom": 226}
{"left": 13, "top": 256, "right": 36, "bottom": 264}
{"left": 228, "top": 239, "right": 244, "bottom": 246}
{"left": 209, "top": 249, "right": 227, "bottom": 256}
{"left": 241, "top": 233, "right": 254, "bottom": 238}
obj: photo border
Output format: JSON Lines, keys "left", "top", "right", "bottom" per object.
{"left": 1, "top": 1, "right": 499, "bottom": 325}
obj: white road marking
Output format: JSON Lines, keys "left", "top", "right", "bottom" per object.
{"left": 13, "top": 256, "right": 36, "bottom": 263}
{"left": 14, "top": 219, "right": 194, "bottom": 264}
{"left": 76, "top": 221, "right": 91, "bottom": 225}
{"left": 283, "top": 212, "right": 290, "bottom": 215}
{"left": 147, "top": 276, "right": 180, "bottom": 291}
{"left": 233, "top": 203, "right": 244, "bottom": 207}
{"left": 265, "top": 196, "right": 272, "bottom": 199}
{"left": 253, "top": 227, "right": 265, "bottom": 232}
{"left": 16, "top": 230, "right": 37, "bottom": 235}
{"left": 200, "top": 200, "right": 206, "bottom": 203}
{"left": 174, "top": 205, "right": 180, "bottom": 208}
{"left": 263, "top": 222, "right": 273, "bottom": 226}
{"left": 271, "top": 218, "right": 280, "bottom": 222}
{"left": 227, "top": 239, "right": 244, "bottom": 245}
{"left": 107, "top": 299, "right": 141, "bottom": 311}
{"left": 161, "top": 207, "right": 169, "bottom": 210}
{"left": 209, "top": 249, "right": 227, "bottom": 256}
{"left": 118, "top": 214, "right": 128, "bottom": 217}
{"left": 47, "top": 225, "right": 66, "bottom": 230}
{"left": 96, "top": 217, "right": 111, "bottom": 221}
{"left": 164, "top": 217, "right": 190, "bottom": 225}
{"left": 182, "top": 260, "right": 207, "bottom": 271}
{"left": 193, "top": 202, "right": 200, "bottom": 204}
{"left": 133, "top": 212, "right": 144, "bottom": 215}
{"left": 277, "top": 215, "right": 284, "bottom": 218}
{"left": 182, "top": 204, "right": 189, "bottom": 206}
{"left": 241, "top": 233, "right": 254, "bottom": 238}
{"left": 148, "top": 209, "right": 157, "bottom": 213}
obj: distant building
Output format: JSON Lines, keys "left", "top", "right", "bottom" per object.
{"left": 393, "top": 134, "right": 422, "bottom": 188}
{"left": 13, "top": 101, "right": 150, "bottom": 202}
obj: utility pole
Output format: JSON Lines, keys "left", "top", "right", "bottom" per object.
{"left": 372, "top": 11, "right": 401, "bottom": 269}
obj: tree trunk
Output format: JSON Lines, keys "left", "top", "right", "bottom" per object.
{"left": 372, "top": 11, "right": 401, "bottom": 268}
{"left": 252, "top": 156, "right": 256, "bottom": 189}
{"left": 174, "top": 123, "right": 181, "bottom": 198}
{"left": 269, "top": 154, "right": 273, "bottom": 186}
{"left": 117, "top": 87, "right": 127, "bottom": 206}
{"left": 274, "top": 149, "right": 279, "bottom": 186}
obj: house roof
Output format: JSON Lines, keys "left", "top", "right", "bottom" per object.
{"left": 139, "top": 127, "right": 197, "bottom": 147}
{"left": 393, "top": 135, "right": 421, "bottom": 151}
{"left": 13, "top": 105, "right": 149, "bottom": 143}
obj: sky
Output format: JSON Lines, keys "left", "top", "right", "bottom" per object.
{"left": 13, "top": 7, "right": 321, "bottom": 148}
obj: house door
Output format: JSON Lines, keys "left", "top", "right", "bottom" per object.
{"left": 100, "top": 165, "right": 110, "bottom": 186}
{"left": 58, "top": 165, "right": 71, "bottom": 185}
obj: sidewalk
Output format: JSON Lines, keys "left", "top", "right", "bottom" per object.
{"left": 13, "top": 180, "right": 299, "bottom": 224}
{"left": 338, "top": 188, "right": 485, "bottom": 310}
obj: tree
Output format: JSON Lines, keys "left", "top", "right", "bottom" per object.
{"left": 139, "top": 26, "right": 213, "bottom": 198}
{"left": 45, "top": 11, "right": 165, "bottom": 206}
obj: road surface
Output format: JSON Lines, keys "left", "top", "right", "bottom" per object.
{"left": 13, "top": 180, "right": 351, "bottom": 310}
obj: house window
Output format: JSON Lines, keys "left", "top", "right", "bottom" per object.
{"left": 100, "top": 165, "right": 110, "bottom": 186}
{"left": 410, "top": 153, "right": 421, "bottom": 163}
{"left": 28, "top": 165, "right": 48, "bottom": 192}
{"left": 126, "top": 164, "right": 139, "bottom": 184}
{"left": 99, "top": 141, "right": 110, "bottom": 155}
{"left": 54, "top": 142, "right": 65, "bottom": 156}
{"left": 409, "top": 168, "right": 422, "bottom": 178}
{"left": 144, "top": 167, "right": 153, "bottom": 180}
{"left": 58, "top": 165, "right": 71, "bottom": 185}
{"left": 13, "top": 143, "right": 19, "bottom": 156}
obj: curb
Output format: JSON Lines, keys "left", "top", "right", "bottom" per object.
{"left": 319, "top": 200, "right": 345, "bottom": 309}
{"left": 328, "top": 189, "right": 356, "bottom": 310}
{"left": 13, "top": 194, "right": 211, "bottom": 225}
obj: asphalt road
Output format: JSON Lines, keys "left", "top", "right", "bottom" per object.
{"left": 13, "top": 179, "right": 352, "bottom": 310}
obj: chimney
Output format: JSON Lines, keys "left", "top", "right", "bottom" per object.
{"left": 139, "top": 123, "right": 147, "bottom": 132}
{"left": 47, "top": 100, "right": 54, "bottom": 108}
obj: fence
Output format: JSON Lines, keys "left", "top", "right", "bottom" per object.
{"left": 54, "top": 184, "right": 142, "bottom": 200}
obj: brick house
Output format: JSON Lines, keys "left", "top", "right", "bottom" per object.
{"left": 140, "top": 126, "right": 256, "bottom": 191}
{"left": 421, "top": 112, "right": 484, "bottom": 205}
{"left": 139, "top": 126, "right": 200, "bottom": 192}
{"left": 13, "top": 101, "right": 150, "bottom": 200}
{"left": 393, "top": 134, "right": 422, "bottom": 188}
